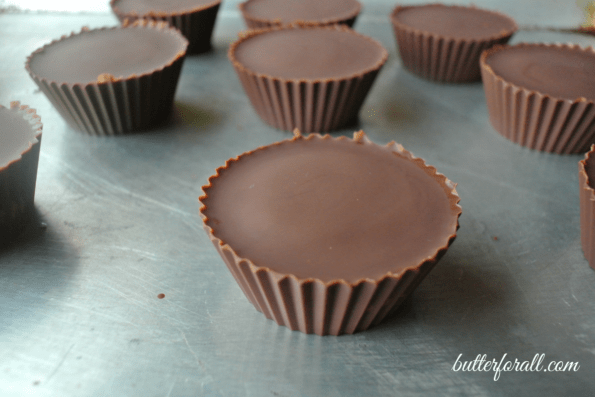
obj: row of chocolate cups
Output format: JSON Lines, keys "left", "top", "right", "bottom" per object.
{"left": 23, "top": 2, "right": 595, "bottom": 153}
{"left": 22, "top": 5, "right": 374, "bottom": 136}
{"left": 21, "top": 3, "right": 495, "bottom": 135}
{"left": 23, "top": 1, "right": 378, "bottom": 137}
{"left": 108, "top": 0, "right": 362, "bottom": 53}
{"left": 230, "top": 3, "right": 595, "bottom": 154}
{"left": 391, "top": 4, "right": 595, "bottom": 154}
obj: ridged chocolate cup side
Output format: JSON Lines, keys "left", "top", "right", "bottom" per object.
{"left": 238, "top": 0, "right": 361, "bottom": 29}
{"left": 390, "top": 4, "right": 517, "bottom": 83}
{"left": 110, "top": 0, "right": 221, "bottom": 54}
{"left": 228, "top": 25, "right": 388, "bottom": 133}
{"left": 0, "top": 102, "right": 43, "bottom": 244}
{"left": 579, "top": 146, "right": 595, "bottom": 271}
{"left": 481, "top": 43, "right": 595, "bottom": 154}
{"left": 199, "top": 131, "right": 462, "bottom": 335}
{"left": 25, "top": 21, "right": 188, "bottom": 136}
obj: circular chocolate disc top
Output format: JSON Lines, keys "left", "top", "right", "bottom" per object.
{"left": 27, "top": 25, "right": 187, "bottom": 85}
{"left": 232, "top": 27, "right": 386, "bottom": 80}
{"left": 0, "top": 106, "right": 39, "bottom": 168}
{"left": 393, "top": 4, "right": 517, "bottom": 39}
{"left": 202, "top": 134, "right": 460, "bottom": 284}
{"left": 484, "top": 45, "right": 595, "bottom": 102}
{"left": 241, "top": 0, "right": 360, "bottom": 25}
{"left": 113, "top": 0, "right": 218, "bottom": 15}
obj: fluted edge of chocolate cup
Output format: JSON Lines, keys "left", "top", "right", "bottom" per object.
{"left": 0, "top": 102, "right": 43, "bottom": 243}
{"left": 228, "top": 25, "right": 388, "bottom": 133}
{"left": 110, "top": 0, "right": 221, "bottom": 53}
{"left": 390, "top": 4, "right": 517, "bottom": 83}
{"left": 238, "top": 0, "right": 361, "bottom": 29}
{"left": 25, "top": 20, "right": 188, "bottom": 136}
{"left": 199, "top": 131, "right": 462, "bottom": 335}
{"left": 481, "top": 43, "right": 595, "bottom": 154}
{"left": 579, "top": 146, "right": 595, "bottom": 271}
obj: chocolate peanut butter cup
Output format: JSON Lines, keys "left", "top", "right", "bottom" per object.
{"left": 0, "top": 102, "right": 43, "bottom": 244}
{"left": 229, "top": 25, "right": 388, "bottom": 133}
{"left": 481, "top": 43, "right": 595, "bottom": 154}
{"left": 239, "top": 0, "right": 361, "bottom": 29}
{"left": 580, "top": 146, "right": 595, "bottom": 271}
{"left": 199, "top": 130, "right": 462, "bottom": 335}
{"left": 26, "top": 21, "right": 188, "bottom": 136}
{"left": 391, "top": 4, "right": 517, "bottom": 83}
{"left": 110, "top": 0, "right": 221, "bottom": 54}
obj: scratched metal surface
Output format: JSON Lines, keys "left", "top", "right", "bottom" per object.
{"left": 1, "top": 1, "right": 595, "bottom": 396}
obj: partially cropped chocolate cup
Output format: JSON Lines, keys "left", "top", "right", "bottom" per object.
{"left": 199, "top": 130, "right": 462, "bottom": 335}
{"left": 110, "top": 0, "right": 221, "bottom": 54}
{"left": 239, "top": 0, "right": 361, "bottom": 29}
{"left": 0, "top": 102, "right": 43, "bottom": 244}
{"left": 26, "top": 21, "right": 188, "bottom": 136}
{"left": 391, "top": 3, "right": 517, "bottom": 83}
{"left": 579, "top": 146, "right": 595, "bottom": 271}
{"left": 481, "top": 43, "right": 595, "bottom": 154}
{"left": 229, "top": 25, "right": 388, "bottom": 133}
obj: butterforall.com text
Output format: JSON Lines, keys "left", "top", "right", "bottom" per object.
{"left": 452, "top": 353, "right": 580, "bottom": 381}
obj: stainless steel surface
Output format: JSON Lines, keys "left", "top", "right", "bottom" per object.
{"left": 1, "top": 1, "right": 595, "bottom": 396}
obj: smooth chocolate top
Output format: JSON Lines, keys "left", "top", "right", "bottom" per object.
{"left": 203, "top": 136, "right": 458, "bottom": 283}
{"left": 233, "top": 28, "right": 386, "bottom": 80}
{"left": 113, "top": 0, "right": 218, "bottom": 14}
{"left": 0, "top": 107, "right": 38, "bottom": 168}
{"left": 241, "top": 0, "right": 360, "bottom": 24}
{"left": 393, "top": 4, "right": 516, "bottom": 39}
{"left": 485, "top": 45, "right": 595, "bottom": 102}
{"left": 28, "top": 26, "right": 185, "bottom": 85}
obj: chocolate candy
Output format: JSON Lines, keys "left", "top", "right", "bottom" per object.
{"left": 229, "top": 25, "right": 387, "bottom": 132}
{"left": 391, "top": 4, "right": 517, "bottom": 82}
{"left": 26, "top": 21, "right": 188, "bottom": 135}
{"left": 484, "top": 44, "right": 595, "bottom": 102}
{"left": 481, "top": 43, "right": 595, "bottom": 153}
{"left": 200, "top": 131, "right": 462, "bottom": 335}
{"left": 110, "top": 0, "right": 221, "bottom": 54}
{"left": 0, "top": 102, "right": 43, "bottom": 243}
{"left": 239, "top": 0, "right": 361, "bottom": 28}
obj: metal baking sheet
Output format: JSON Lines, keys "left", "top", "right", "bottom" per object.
{"left": 1, "top": 1, "right": 594, "bottom": 395}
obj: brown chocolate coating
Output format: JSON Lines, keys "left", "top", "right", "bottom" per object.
{"left": 484, "top": 45, "right": 595, "bottom": 102}
{"left": 0, "top": 107, "right": 38, "bottom": 167}
{"left": 393, "top": 4, "right": 517, "bottom": 39}
{"left": 27, "top": 26, "right": 185, "bottom": 85}
{"left": 580, "top": 147, "right": 595, "bottom": 271}
{"left": 240, "top": 0, "right": 360, "bottom": 25}
{"left": 202, "top": 136, "right": 459, "bottom": 283}
{"left": 586, "top": 155, "right": 595, "bottom": 190}
{"left": 233, "top": 28, "right": 386, "bottom": 80}
{"left": 0, "top": 103, "right": 42, "bottom": 244}
{"left": 113, "top": 0, "right": 217, "bottom": 14}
